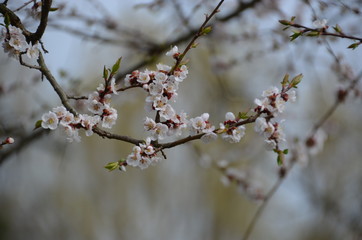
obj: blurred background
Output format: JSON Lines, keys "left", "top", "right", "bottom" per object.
{"left": 0, "top": 0, "right": 361, "bottom": 239}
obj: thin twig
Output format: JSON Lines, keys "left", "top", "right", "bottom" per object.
{"left": 242, "top": 160, "right": 296, "bottom": 240}
{"left": 14, "top": 0, "right": 34, "bottom": 12}
{"left": 170, "top": 0, "right": 225, "bottom": 74}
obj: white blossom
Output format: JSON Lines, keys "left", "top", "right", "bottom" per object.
{"left": 52, "top": 106, "right": 67, "bottom": 118}
{"left": 262, "top": 86, "right": 279, "bottom": 97}
{"left": 254, "top": 117, "right": 274, "bottom": 137}
{"left": 60, "top": 111, "right": 74, "bottom": 126}
{"left": 165, "top": 46, "right": 179, "bottom": 57}
{"left": 64, "top": 125, "right": 81, "bottom": 143}
{"left": 126, "top": 146, "right": 142, "bottom": 167}
{"left": 102, "top": 107, "right": 117, "bottom": 128}
{"left": 139, "top": 156, "right": 152, "bottom": 170}
{"left": 201, "top": 132, "right": 218, "bottom": 143}
{"left": 41, "top": 111, "right": 59, "bottom": 130}
{"left": 225, "top": 112, "right": 236, "bottom": 121}
{"left": 144, "top": 117, "right": 156, "bottom": 131}
{"left": 81, "top": 114, "right": 100, "bottom": 136}
{"left": 156, "top": 63, "right": 171, "bottom": 72}
{"left": 159, "top": 104, "right": 176, "bottom": 120}
{"left": 154, "top": 72, "right": 167, "bottom": 82}
{"left": 138, "top": 72, "right": 151, "bottom": 84}
{"left": 148, "top": 81, "right": 164, "bottom": 96}
{"left": 26, "top": 43, "right": 39, "bottom": 59}
{"left": 221, "top": 126, "right": 246, "bottom": 143}
{"left": 254, "top": 97, "right": 269, "bottom": 111}
{"left": 313, "top": 19, "right": 328, "bottom": 28}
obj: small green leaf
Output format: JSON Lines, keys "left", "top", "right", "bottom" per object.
{"left": 279, "top": 20, "right": 290, "bottom": 26}
{"left": 34, "top": 120, "right": 42, "bottom": 130}
{"left": 348, "top": 42, "right": 360, "bottom": 50}
{"left": 103, "top": 66, "right": 109, "bottom": 80}
{"left": 290, "top": 16, "right": 296, "bottom": 22}
{"left": 201, "top": 26, "right": 212, "bottom": 35}
{"left": 111, "top": 57, "right": 122, "bottom": 75}
{"left": 191, "top": 43, "right": 199, "bottom": 48}
{"left": 104, "top": 161, "right": 120, "bottom": 171}
{"left": 277, "top": 155, "right": 282, "bottom": 166}
{"left": 4, "top": 13, "right": 10, "bottom": 27}
{"left": 50, "top": 7, "right": 59, "bottom": 12}
{"left": 306, "top": 31, "right": 320, "bottom": 37}
{"left": 289, "top": 31, "right": 302, "bottom": 41}
{"left": 281, "top": 74, "right": 289, "bottom": 87}
{"left": 283, "top": 149, "right": 289, "bottom": 154}
{"left": 333, "top": 24, "right": 342, "bottom": 33}
{"left": 238, "top": 111, "right": 249, "bottom": 120}
{"left": 290, "top": 73, "right": 303, "bottom": 88}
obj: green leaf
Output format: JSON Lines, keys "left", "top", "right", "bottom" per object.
{"left": 290, "top": 73, "right": 303, "bottom": 88}
{"left": 104, "top": 161, "right": 120, "bottom": 171}
{"left": 49, "top": 8, "right": 59, "bottom": 12}
{"left": 289, "top": 31, "right": 302, "bottom": 41}
{"left": 348, "top": 42, "right": 360, "bottom": 50}
{"left": 281, "top": 74, "right": 289, "bottom": 87}
{"left": 201, "top": 26, "right": 212, "bottom": 35}
{"left": 238, "top": 111, "right": 249, "bottom": 120}
{"left": 283, "top": 149, "right": 289, "bottom": 154}
{"left": 279, "top": 20, "right": 290, "bottom": 26}
{"left": 306, "top": 31, "right": 320, "bottom": 37}
{"left": 103, "top": 66, "right": 109, "bottom": 80}
{"left": 277, "top": 152, "right": 284, "bottom": 166}
{"left": 111, "top": 57, "right": 122, "bottom": 75}
{"left": 4, "top": 13, "right": 10, "bottom": 27}
{"left": 34, "top": 120, "right": 42, "bottom": 130}
{"left": 333, "top": 24, "right": 342, "bottom": 33}
{"left": 290, "top": 16, "right": 296, "bottom": 22}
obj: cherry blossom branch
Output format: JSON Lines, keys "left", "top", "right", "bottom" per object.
{"left": 309, "top": 71, "right": 362, "bottom": 137}
{"left": 37, "top": 52, "right": 77, "bottom": 115}
{"left": 170, "top": 0, "right": 224, "bottom": 74}
{"left": 158, "top": 113, "right": 261, "bottom": 150}
{"left": 19, "top": 54, "right": 41, "bottom": 69}
{"left": 27, "top": 0, "right": 52, "bottom": 44}
{"left": 0, "top": 0, "right": 52, "bottom": 44}
{"left": 92, "top": 127, "right": 143, "bottom": 145}
{"left": 113, "top": 0, "right": 263, "bottom": 83}
{"left": 280, "top": 17, "right": 362, "bottom": 48}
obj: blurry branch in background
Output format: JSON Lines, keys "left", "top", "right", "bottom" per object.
{"left": 280, "top": 16, "right": 362, "bottom": 49}
{"left": 242, "top": 16, "right": 362, "bottom": 239}
{"left": 0, "top": 129, "right": 48, "bottom": 165}
{"left": 44, "top": 0, "right": 263, "bottom": 83}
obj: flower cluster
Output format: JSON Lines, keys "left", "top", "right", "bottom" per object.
{"left": 41, "top": 77, "right": 118, "bottom": 142}
{"left": 126, "top": 46, "right": 189, "bottom": 141}
{"left": 126, "top": 137, "right": 162, "bottom": 170}
{"left": 1, "top": 26, "right": 39, "bottom": 59}
{"left": 189, "top": 113, "right": 217, "bottom": 143}
{"left": 254, "top": 86, "right": 296, "bottom": 151}
{"left": 219, "top": 112, "right": 246, "bottom": 143}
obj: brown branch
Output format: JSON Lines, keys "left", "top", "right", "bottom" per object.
{"left": 28, "top": 0, "right": 52, "bottom": 44}
{"left": 115, "top": 0, "right": 263, "bottom": 83}
{"left": 0, "top": 129, "right": 49, "bottom": 166}
{"left": 242, "top": 157, "right": 297, "bottom": 240}
{"left": 289, "top": 23, "right": 362, "bottom": 42}
{"left": 19, "top": 53, "right": 41, "bottom": 69}
{"left": 92, "top": 127, "right": 143, "bottom": 145}
{"left": 37, "top": 52, "right": 77, "bottom": 115}
{"left": 170, "top": 0, "right": 225, "bottom": 74}
{"left": 0, "top": 0, "right": 52, "bottom": 44}
{"left": 0, "top": 3, "right": 31, "bottom": 35}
